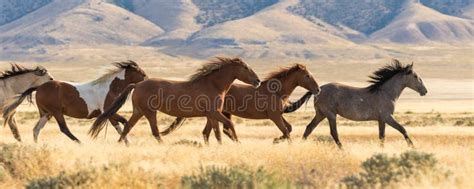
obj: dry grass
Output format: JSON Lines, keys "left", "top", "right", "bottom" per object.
{"left": 0, "top": 111, "right": 472, "bottom": 188}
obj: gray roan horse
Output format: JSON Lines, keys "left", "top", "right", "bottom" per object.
{"left": 0, "top": 64, "right": 53, "bottom": 141}
{"left": 285, "top": 59, "right": 427, "bottom": 149}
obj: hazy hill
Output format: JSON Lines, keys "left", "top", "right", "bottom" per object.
{"left": 369, "top": 1, "right": 474, "bottom": 44}
{"left": 0, "top": 0, "right": 472, "bottom": 60}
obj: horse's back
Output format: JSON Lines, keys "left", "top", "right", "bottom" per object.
{"left": 317, "top": 83, "right": 378, "bottom": 120}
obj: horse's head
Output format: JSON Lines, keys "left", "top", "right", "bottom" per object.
{"left": 18, "top": 65, "right": 53, "bottom": 88}
{"left": 293, "top": 64, "right": 320, "bottom": 96}
{"left": 404, "top": 63, "right": 427, "bottom": 96}
{"left": 229, "top": 57, "right": 260, "bottom": 88}
{"left": 121, "top": 61, "right": 148, "bottom": 84}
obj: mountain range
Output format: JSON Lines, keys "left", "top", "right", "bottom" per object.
{"left": 0, "top": 0, "right": 472, "bottom": 60}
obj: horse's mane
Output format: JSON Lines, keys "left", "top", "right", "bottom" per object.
{"left": 0, "top": 64, "right": 44, "bottom": 80}
{"left": 189, "top": 57, "right": 236, "bottom": 82}
{"left": 367, "top": 59, "right": 413, "bottom": 92}
{"left": 91, "top": 60, "right": 142, "bottom": 85}
{"left": 265, "top": 64, "right": 305, "bottom": 81}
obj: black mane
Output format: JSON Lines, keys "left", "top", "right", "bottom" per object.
{"left": 367, "top": 59, "right": 413, "bottom": 92}
{"left": 0, "top": 64, "right": 43, "bottom": 80}
{"left": 113, "top": 60, "right": 146, "bottom": 75}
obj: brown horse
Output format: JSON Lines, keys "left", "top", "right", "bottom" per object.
{"left": 285, "top": 59, "right": 427, "bottom": 149}
{"left": 3, "top": 61, "right": 147, "bottom": 143}
{"left": 89, "top": 57, "right": 261, "bottom": 144}
{"left": 162, "top": 64, "right": 321, "bottom": 143}
{"left": 1, "top": 64, "right": 53, "bottom": 141}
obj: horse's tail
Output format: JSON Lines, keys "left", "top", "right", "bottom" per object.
{"left": 283, "top": 91, "right": 313, "bottom": 113}
{"left": 89, "top": 84, "right": 135, "bottom": 138}
{"left": 2, "top": 87, "right": 36, "bottom": 127}
{"left": 160, "top": 117, "right": 187, "bottom": 136}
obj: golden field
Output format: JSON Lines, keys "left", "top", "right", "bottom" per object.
{"left": 1, "top": 54, "right": 473, "bottom": 188}
{"left": 0, "top": 111, "right": 473, "bottom": 188}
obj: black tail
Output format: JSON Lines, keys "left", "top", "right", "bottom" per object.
{"left": 284, "top": 91, "right": 313, "bottom": 113}
{"left": 2, "top": 87, "right": 36, "bottom": 127}
{"left": 160, "top": 117, "right": 187, "bottom": 136}
{"left": 89, "top": 84, "right": 136, "bottom": 138}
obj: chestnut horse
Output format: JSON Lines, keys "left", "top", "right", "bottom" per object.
{"left": 1, "top": 64, "right": 53, "bottom": 141}
{"left": 285, "top": 60, "right": 427, "bottom": 149}
{"left": 3, "top": 61, "right": 147, "bottom": 143}
{"left": 162, "top": 64, "right": 321, "bottom": 143}
{"left": 89, "top": 57, "right": 261, "bottom": 144}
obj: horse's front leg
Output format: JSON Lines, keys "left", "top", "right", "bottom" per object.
{"left": 7, "top": 112, "right": 21, "bottom": 142}
{"left": 221, "top": 112, "right": 239, "bottom": 142}
{"left": 274, "top": 117, "right": 293, "bottom": 142}
{"left": 207, "top": 111, "right": 236, "bottom": 144}
{"left": 109, "top": 114, "right": 128, "bottom": 143}
{"left": 383, "top": 115, "right": 414, "bottom": 148}
{"left": 268, "top": 114, "right": 291, "bottom": 144}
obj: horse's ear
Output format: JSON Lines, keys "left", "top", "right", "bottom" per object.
{"left": 408, "top": 62, "right": 414, "bottom": 70}
{"left": 296, "top": 64, "right": 306, "bottom": 70}
{"left": 232, "top": 57, "right": 242, "bottom": 63}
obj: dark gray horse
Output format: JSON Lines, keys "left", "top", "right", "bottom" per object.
{"left": 285, "top": 59, "right": 427, "bottom": 149}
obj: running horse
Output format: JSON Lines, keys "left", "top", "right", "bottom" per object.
{"left": 285, "top": 59, "right": 427, "bottom": 149}
{"left": 3, "top": 61, "right": 147, "bottom": 143}
{"left": 162, "top": 64, "right": 321, "bottom": 143}
{"left": 89, "top": 57, "right": 261, "bottom": 144}
{"left": 0, "top": 64, "right": 53, "bottom": 141}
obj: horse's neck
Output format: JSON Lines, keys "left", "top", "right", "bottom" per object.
{"left": 277, "top": 75, "right": 298, "bottom": 98}
{"left": 2, "top": 75, "right": 36, "bottom": 95}
{"left": 83, "top": 70, "right": 125, "bottom": 89}
{"left": 202, "top": 68, "right": 236, "bottom": 93}
{"left": 379, "top": 75, "right": 406, "bottom": 101}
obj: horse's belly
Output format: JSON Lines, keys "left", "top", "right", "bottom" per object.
{"left": 226, "top": 109, "right": 267, "bottom": 119}
{"left": 158, "top": 108, "right": 206, "bottom": 118}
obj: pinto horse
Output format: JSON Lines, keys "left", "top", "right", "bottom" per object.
{"left": 3, "top": 61, "right": 147, "bottom": 143}
{"left": 0, "top": 64, "right": 53, "bottom": 141}
{"left": 285, "top": 59, "right": 428, "bottom": 149}
{"left": 89, "top": 57, "right": 261, "bottom": 144}
{"left": 162, "top": 64, "right": 321, "bottom": 143}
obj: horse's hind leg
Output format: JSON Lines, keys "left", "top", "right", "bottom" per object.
{"left": 52, "top": 113, "right": 80, "bottom": 143}
{"left": 33, "top": 113, "right": 51, "bottom": 143}
{"left": 384, "top": 115, "right": 414, "bottom": 148}
{"left": 202, "top": 119, "right": 213, "bottom": 144}
{"left": 327, "top": 113, "right": 343, "bottom": 149}
{"left": 143, "top": 110, "right": 162, "bottom": 143}
{"left": 378, "top": 120, "right": 386, "bottom": 148}
{"left": 303, "top": 111, "right": 326, "bottom": 139}
{"left": 7, "top": 112, "right": 21, "bottom": 142}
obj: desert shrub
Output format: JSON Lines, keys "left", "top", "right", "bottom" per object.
{"left": 313, "top": 135, "right": 334, "bottom": 144}
{"left": 0, "top": 144, "right": 55, "bottom": 181}
{"left": 26, "top": 164, "right": 163, "bottom": 189}
{"left": 173, "top": 139, "right": 203, "bottom": 148}
{"left": 26, "top": 170, "right": 95, "bottom": 189}
{"left": 181, "top": 165, "right": 282, "bottom": 189}
{"left": 341, "top": 151, "right": 450, "bottom": 189}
